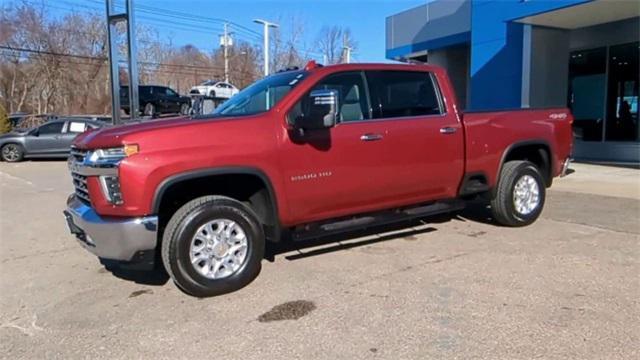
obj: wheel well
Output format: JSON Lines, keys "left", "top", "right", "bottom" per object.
{"left": 503, "top": 143, "right": 552, "bottom": 186}
{"left": 156, "top": 173, "right": 278, "bottom": 241}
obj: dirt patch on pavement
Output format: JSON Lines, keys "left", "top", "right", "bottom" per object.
{"left": 128, "top": 289, "right": 153, "bottom": 298}
{"left": 258, "top": 300, "right": 316, "bottom": 322}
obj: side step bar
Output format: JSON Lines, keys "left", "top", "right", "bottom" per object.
{"left": 292, "top": 199, "right": 465, "bottom": 241}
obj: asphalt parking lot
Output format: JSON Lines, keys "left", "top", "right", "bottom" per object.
{"left": 0, "top": 161, "right": 638, "bottom": 359}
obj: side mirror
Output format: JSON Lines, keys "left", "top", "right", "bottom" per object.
{"left": 294, "top": 89, "right": 338, "bottom": 130}
{"left": 30, "top": 129, "right": 39, "bottom": 136}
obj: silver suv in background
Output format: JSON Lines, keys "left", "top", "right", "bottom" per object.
{"left": 0, "top": 118, "right": 104, "bottom": 162}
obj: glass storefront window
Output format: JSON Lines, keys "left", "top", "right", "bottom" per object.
{"left": 606, "top": 42, "right": 639, "bottom": 142}
{"left": 568, "top": 47, "right": 607, "bottom": 141}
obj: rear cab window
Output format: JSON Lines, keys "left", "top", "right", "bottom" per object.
{"left": 365, "top": 70, "right": 444, "bottom": 119}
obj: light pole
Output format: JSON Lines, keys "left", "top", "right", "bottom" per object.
{"left": 253, "top": 19, "right": 278, "bottom": 76}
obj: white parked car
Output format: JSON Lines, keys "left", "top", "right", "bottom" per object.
{"left": 189, "top": 80, "right": 239, "bottom": 99}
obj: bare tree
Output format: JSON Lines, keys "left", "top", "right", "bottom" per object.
{"left": 315, "top": 26, "right": 357, "bottom": 64}
{"left": 270, "top": 16, "right": 307, "bottom": 71}
{"left": 0, "top": 2, "right": 353, "bottom": 116}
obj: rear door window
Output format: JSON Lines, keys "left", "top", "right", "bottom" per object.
{"left": 68, "top": 121, "right": 87, "bottom": 133}
{"left": 366, "top": 71, "right": 443, "bottom": 119}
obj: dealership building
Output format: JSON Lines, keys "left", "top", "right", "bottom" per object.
{"left": 386, "top": 0, "right": 639, "bottom": 162}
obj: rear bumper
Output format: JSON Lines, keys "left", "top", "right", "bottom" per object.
{"left": 63, "top": 195, "right": 158, "bottom": 261}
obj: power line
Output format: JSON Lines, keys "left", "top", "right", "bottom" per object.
{"left": 0, "top": 50, "right": 257, "bottom": 78}
{"left": 0, "top": 46, "right": 259, "bottom": 75}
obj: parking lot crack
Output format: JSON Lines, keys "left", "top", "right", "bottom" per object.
{"left": 1, "top": 246, "right": 76, "bottom": 264}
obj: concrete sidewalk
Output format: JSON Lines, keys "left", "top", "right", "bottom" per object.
{"left": 552, "top": 162, "right": 640, "bottom": 200}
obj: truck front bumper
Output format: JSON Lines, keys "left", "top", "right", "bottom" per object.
{"left": 63, "top": 195, "right": 158, "bottom": 261}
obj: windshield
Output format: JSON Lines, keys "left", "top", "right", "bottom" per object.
{"left": 212, "top": 70, "right": 307, "bottom": 116}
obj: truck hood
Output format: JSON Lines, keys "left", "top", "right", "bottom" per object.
{"left": 74, "top": 116, "right": 197, "bottom": 148}
{"left": 72, "top": 115, "right": 242, "bottom": 149}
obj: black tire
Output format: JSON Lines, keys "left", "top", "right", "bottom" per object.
{"left": 490, "top": 160, "right": 546, "bottom": 227}
{"left": 161, "top": 196, "right": 265, "bottom": 297}
{"left": 123, "top": 109, "right": 130, "bottom": 115}
{"left": 208, "top": 90, "right": 216, "bottom": 98}
{"left": 179, "top": 103, "right": 190, "bottom": 115}
{"left": 143, "top": 103, "right": 155, "bottom": 118}
{"left": 1, "top": 143, "right": 24, "bottom": 162}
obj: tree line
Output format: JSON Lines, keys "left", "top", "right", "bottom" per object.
{"left": 0, "top": 2, "right": 357, "bottom": 118}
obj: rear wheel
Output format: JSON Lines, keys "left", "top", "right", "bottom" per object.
{"left": 1, "top": 143, "right": 24, "bottom": 162}
{"left": 491, "top": 160, "right": 546, "bottom": 227}
{"left": 143, "top": 103, "right": 155, "bottom": 117}
{"left": 161, "top": 196, "right": 265, "bottom": 297}
{"left": 179, "top": 103, "right": 190, "bottom": 115}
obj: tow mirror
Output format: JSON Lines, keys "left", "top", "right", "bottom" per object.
{"left": 294, "top": 89, "right": 338, "bottom": 130}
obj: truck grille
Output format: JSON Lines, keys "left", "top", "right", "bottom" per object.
{"left": 70, "top": 147, "right": 87, "bottom": 162}
{"left": 69, "top": 147, "right": 91, "bottom": 204}
{"left": 72, "top": 172, "right": 91, "bottom": 204}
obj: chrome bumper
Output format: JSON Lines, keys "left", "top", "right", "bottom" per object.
{"left": 63, "top": 195, "right": 158, "bottom": 261}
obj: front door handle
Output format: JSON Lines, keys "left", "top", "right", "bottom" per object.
{"left": 440, "top": 127, "right": 457, "bottom": 134}
{"left": 360, "top": 133, "right": 383, "bottom": 141}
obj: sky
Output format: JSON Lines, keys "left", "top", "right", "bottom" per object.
{"left": 23, "top": 0, "right": 427, "bottom": 62}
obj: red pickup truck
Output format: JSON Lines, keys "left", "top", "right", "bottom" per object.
{"left": 64, "top": 62, "right": 573, "bottom": 297}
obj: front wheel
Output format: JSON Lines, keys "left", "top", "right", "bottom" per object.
{"left": 490, "top": 160, "right": 546, "bottom": 227}
{"left": 161, "top": 196, "right": 265, "bottom": 297}
{"left": 1, "top": 143, "right": 24, "bottom": 162}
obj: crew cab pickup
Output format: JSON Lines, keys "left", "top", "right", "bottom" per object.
{"left": 64, "top": 61, "right": 573, "bottom": 297}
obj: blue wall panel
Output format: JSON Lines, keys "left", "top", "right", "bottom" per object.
{"left": 468, "top": 0, "right": 592, "bottom": 110}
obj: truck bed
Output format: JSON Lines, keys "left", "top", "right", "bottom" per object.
{"left": 462, "top": 108, "right": 573, "bottom": 188}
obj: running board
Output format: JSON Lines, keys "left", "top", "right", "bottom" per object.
{"left": 291, "top": 199, "right": 465, "bottom": 241}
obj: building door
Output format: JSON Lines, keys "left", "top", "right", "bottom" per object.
{"left": 568, "top": 47, "right": 607, "bottom": 142}
{"left": 605, "top": 42, "right": 639, "bottom": 142}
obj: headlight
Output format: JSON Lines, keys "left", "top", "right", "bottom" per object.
{"left": 86, "top": 144, "right": 139, "bottom": 165}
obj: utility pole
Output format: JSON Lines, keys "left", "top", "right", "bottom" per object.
{"left": 342, "top": 32, "right": 352, "bottom": 64}
{"left": 222, "top": 22, "right": 231, "bottom": 82}
{"left": 253, "top": 19, "right": 279, "bottom": 76}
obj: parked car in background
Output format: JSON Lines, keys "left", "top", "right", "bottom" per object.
{"left": 121, "top": 85, "right": 191, "bottom": 118}
{"left": 67, "top": 115, "right": 112, "bottom": 123}
{"left": 0, "top": 118, "right": 103, "bottom": 162}
{"left": 189, "top": 80, "right": 239, "bottom": 99}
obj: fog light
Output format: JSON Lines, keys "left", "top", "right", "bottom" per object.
{"left": 99, "top": 176, "right": 123, "bottom": 205}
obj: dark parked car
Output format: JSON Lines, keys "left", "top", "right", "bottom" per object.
{"left": 121, "top": 85, "right": 191, "bottom": 117}
{"left": 0, "top": 118, "right": 103, "bottom": 162}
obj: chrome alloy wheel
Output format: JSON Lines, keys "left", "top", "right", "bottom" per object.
{"left": 189, "top": 219, "right": 248, "bottom": 279}
{"left": 513, "top": 174, "right": 540, "bottom": 215}
{"left": 2, "top": 144, "right": 20, "bottom": 162}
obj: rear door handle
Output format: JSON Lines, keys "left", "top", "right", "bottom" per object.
{"left": 360, "top": 133, "right": 383, "bottom": 141}
{"left": 440, "top": 127, "right": 457, "bottom": 134}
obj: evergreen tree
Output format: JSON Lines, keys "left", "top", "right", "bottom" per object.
{"left": 0, "top": 105, "right": 12, "bottom": 134}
